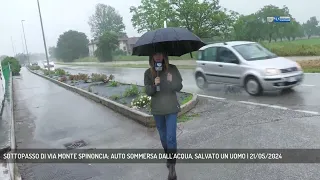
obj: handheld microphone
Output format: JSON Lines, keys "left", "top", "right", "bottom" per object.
{"left": 154, "top": 62, "right": 162, "bottom": 91}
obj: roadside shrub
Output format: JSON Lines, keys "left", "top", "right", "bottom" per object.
{"left": 110, "top": 81, "right": 118, "bottom": 87}
{"left": 54, "top": 68, "right": 66, "bottom": 76}
{"left": 42, "top": 69, "right": 55, "bottom": 76}
{"left": 91, "top": 73, "right": 107, "bottom": 82}
{"left": 59, "top": 76, "right": 67, "bottom": 82}
{"left": 109, "top": 74, "right": 115, "bottom": 80}
{"left": 29, "top": 65, "right": 41, "bottom": 70}
{"left": 78, "top": 73, "right": 89, "bottom": 81}
{"left": 131, "top": 95, "right": 151, "bottom": 108}
{"left": 1, "top": 57, "right": 21, "bottom": 75}
{"left": 123, "top": 84, "right": 140, "bottom": 97}
{"left": 69, "top": 75, "right": 75, "bottom": 81}
{"left": 69, "top": 74, "right": 81, "bottom": 81}
{"left": 109, "top": 95, "right": 120, "bottom": 100}
{"left": 141, "top": 87, "right": 146, "bottom": 94}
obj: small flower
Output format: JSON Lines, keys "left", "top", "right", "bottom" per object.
{"left": 143, "top": 101, "right": 145, "bottom": 104}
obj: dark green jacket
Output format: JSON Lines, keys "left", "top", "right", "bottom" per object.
{"left": 144, "top": 64, "right": 183, "bottom": 115}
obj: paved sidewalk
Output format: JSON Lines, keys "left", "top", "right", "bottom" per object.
{"left": 14, "top": 68, "right": 160, "bottom": 179}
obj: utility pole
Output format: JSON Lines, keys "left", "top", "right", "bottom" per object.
{"left": 37, "top": 0, "right": 50, "bottom": 71}
{"left": 21, "top": 34, "right": 25, "bottom": 54}
{"left": 21, "top": 20, "right": 30, "bottom": 64}
{"left": 10, "top": 36, "right": 16, "bottom": 56}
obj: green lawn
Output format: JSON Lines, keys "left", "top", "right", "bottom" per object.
{"left": 267, "top": 38, "right": 320, "bottom": 45}
{"left": 73, "top": 52, "right": 198, "bottom": 62}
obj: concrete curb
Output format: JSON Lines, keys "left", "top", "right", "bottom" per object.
{"left": 27, "top": 68, "right": 198, "bottom": 127}
{"left": 9, "top": 72, "right": 21, "bottom": 180}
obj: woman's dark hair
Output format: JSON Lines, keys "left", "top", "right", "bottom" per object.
{"left": 149, "top": 54, "right": 169, "bottom": 77}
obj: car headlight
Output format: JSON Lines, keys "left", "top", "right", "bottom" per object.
{"left": 265, "top": 68, "right": 281, "bottom": 76}
{"left": 296, "top": 63, "right": 302, "bottom": 71}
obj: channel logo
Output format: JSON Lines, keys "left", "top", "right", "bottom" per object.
{"left": 266, "top": 16, "right": 291, "bottom": 23}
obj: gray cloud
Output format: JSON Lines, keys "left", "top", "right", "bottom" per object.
{"left": 0, "top": 0, "right": 319, "bottom": 56}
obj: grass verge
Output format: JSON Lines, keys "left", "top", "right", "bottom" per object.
{"left": 73, "top": 53, "right": 197, "bottom": 62}
{"left": 297, "top": 60, "right": 320, "bottom": 73}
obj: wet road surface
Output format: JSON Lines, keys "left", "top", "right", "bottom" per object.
{"left": 15, "top": 67, "right": 320, "bottom": 179}
{"left": 57, "top": 65, "right": 320, "bottom": 114}
{"left": 53, "top": 56, "right": 320, "bottom": 67}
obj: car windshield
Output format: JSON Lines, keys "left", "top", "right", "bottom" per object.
{"left": 232, "top": 43, "right": 277, "bottom": 61}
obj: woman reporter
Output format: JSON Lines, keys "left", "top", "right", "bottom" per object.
{"left": 144, "top": 52, "right": 183, "bottom": 180}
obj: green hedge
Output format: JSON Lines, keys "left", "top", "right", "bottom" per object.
{"left": 1, "top": 57, "right": 21, "bottom": 75}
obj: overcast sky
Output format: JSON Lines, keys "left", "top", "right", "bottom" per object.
{"left": 0, "top": 0, "right": 319, "bottom": 56}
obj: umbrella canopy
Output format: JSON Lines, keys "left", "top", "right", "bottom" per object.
{"left": 132, "top": 27, "right": 206, "bottom": 56}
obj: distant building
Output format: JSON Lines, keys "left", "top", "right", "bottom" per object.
{"left": 118, "top": 35, "right": 140, "bottom": 55}
{"left": 88, "top": 35, "right": 140, "bottom": 57}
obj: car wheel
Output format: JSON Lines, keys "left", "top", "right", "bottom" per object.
{"left": 196, "top": 73, "right": 208, "bottom": 89}
{"left": 245, "top": 76, "right": 263, "bottom": 96}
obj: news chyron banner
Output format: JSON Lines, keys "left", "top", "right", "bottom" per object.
{"left": 267, "top": 16, "right": 291, "bottom": 23}
{"left": 3, "top": 149, "right": 320, "bottom": 163}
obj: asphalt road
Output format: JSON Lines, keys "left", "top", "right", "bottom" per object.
{"left": 56, "top": 65, "right": 320, "bottom": 114}
{"left": 53, "top": 56, "right": 320, "bottom": 67}
{"left": 15, "top": 67, "right": 320, "bottom": 180}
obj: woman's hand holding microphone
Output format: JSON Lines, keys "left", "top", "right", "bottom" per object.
{"left": 155, "top": 73, "right": 172, "bottom": 85}
{"left": 155, "top": 77, "right": 160, "bottom": 85}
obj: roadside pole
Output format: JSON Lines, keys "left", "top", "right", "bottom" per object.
{"left": 37, "top": 0, "right": 50, "bottom": 71}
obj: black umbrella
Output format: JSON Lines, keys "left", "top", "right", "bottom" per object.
{"left": 132, "top": 27, "right": 206, "bottom": 57}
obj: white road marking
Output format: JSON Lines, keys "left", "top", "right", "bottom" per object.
{"left": 301, "top": 84, "right": 316, "bottom": 87}
{"left": 293, "top": 110, "right": 319, "bottom": 115}
{"left": 238, "top": 101, "right": 288, "bottom": 110}
{"left": 198, "top": 93, "right": 319, "bottom": 115}
{"left": 198, "top": 94, "right": 226, "bottom": 100}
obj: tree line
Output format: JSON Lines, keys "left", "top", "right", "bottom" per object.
{"left": 49, "top": 1, "right": 320, "bottom": 62}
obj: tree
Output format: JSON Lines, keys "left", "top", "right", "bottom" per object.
{"left": 170, "top": 0, "right": 237, "bottom": 38}
{"left": 256, "top": 5, "right": 291, "bottom": 42}
{"left": 130, "top": 0, "right": 236, "bottom": 38}
{"left": 303, "top": 16, "right": 319, "bottom": 39}
{"left": 233, "top": 14, "right": 264, "bottom": 41}
{"left": 89, "top": 4, "right": 125, "bottom": 38}
{"left": 48, "top": 46, "right": 57, "bottom": 58}
{"left": 1, "top": 57, "right": 21, "bottom": 75}
{"left": 55, "top": 30, "right": 89, "bottom": 62}
{"left": 94, "top": 31, "right": 119, "bottom": 62}
{"left": 283, "top": 20, "right": 304, "bottom": 41}
{"left": 130, "top": 0, "right": 177, "bottom": 33}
